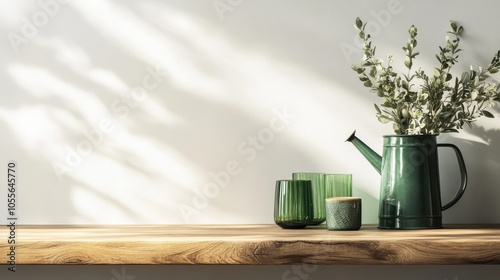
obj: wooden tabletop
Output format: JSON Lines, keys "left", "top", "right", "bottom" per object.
{"left": 2, "top": 224, "right": 500, "bottom": 265}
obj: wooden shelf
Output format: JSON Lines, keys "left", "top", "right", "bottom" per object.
{"left": 2, "top": 224, "right": 500, "bottom": 265}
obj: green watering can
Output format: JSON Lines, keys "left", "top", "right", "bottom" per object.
{"left": 346, "top": 131, "right": 467, "bottom": 229}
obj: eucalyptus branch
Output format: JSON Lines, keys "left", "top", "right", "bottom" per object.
{"left": 352, "top": 17, "right": 500, "bottom": 135}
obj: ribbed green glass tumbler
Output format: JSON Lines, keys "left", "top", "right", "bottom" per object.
{"left": 292, "top": 173, "right": 325, "bottom": 225}
{"left": 274, "top": 180, "right": 313, "bottom": 229}
{"left": 325, "top": 174, "right": 352, "bottom": 198}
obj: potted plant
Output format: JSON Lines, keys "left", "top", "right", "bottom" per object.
{"left": 347, "top": 18, "right": 500, "bottom": 229}
{"left": 351, "top": 18, "right": 500, "bottom": 135}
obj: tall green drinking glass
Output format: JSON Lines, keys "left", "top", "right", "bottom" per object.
{"left": 274, "top": 180, "right": 313, "bottom": 229}
{"left": 325, "top": 174, "right": 352, "bottom": 198}
{"left": 292, "top": 173, "right": 326, "bottom": 225}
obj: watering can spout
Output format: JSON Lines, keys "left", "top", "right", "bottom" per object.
{"left": 346, "top": 131, "right": 382, "bottom": 174}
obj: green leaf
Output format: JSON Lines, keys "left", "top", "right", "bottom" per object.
{"left": 352, "top": 65, "right": 365, "bottom": 74}
{"left": 408, "top": 25, "right": 417, "bottom": 37}
{"left": 402, "top": 108, "right": 409, "bottom": 118}
{"left": 470, "top": 90, "right": 478, "bottom": 100}
{"left": 402, "top": 80, "right": 409, "bottom": 91}
{"left": 355, "top": 17, "right": 363, "bottom": 29}
{"left": 435, "top": 54, "right": 442, "bottom": 63}
{"left": 461, "top": 72, "right": 470, "bottom": 84}
{"left": 374, "top": 104, "right": 381, "bottom": 114}
{"left": 483, "top": 110, "right": 494, "bottom": 118}
{"left": 404, "top": 57, "right": 412, "bottom": 68}
{"left": 358, "top": 75, "right": 368, "bottom": 82}
{"left": 450, "top": 20, "right": 457, "bottom": 31}
{"left": 433, "top": 68, "right": 442, "bottom": 77}
{"left": 378, "top": 115, "right": 392, "bottom": 124}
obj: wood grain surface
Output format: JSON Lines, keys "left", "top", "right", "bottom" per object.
{"left": 1, "top": 224, "right": 500, "bottom": 265}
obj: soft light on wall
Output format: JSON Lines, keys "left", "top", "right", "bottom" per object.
{"left": 0, "top": 0, "right": 499, "bottom": 225}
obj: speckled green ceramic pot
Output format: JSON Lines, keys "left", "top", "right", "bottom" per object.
{"left": 325, "top": 197, "right": 361, "bottom": 230}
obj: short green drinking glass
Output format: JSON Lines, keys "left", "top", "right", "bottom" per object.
{"left": 292, "top": 173, "right": 326, "bottom": 225}
{"left": 325, "top": 174, "right": 352, "bottom": 199}
{"left": 274, "top": 180, "right": 313, "bottom": 229}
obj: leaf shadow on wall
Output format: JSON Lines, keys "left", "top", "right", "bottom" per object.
{"left": 446, "top": 125, "right": 500, "bottom": 223}
{"left": 1, "top": 0, "right": 382, "bottom": 224}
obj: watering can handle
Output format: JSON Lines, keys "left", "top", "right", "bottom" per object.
{"left": 438, "top": 143, "right": 468, "bottom": 211}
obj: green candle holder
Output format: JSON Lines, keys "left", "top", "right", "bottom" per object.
{"left": 325, "top": 174, "right": 352, "bottom": 199}
{"left": 292, "top": 173, "right": 326, "bottom": 225}
{"left": 274, "top": 180, "right": 313, "bottom": 229}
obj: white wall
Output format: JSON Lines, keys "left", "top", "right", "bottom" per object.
{"left": 1, "top": 0, "right": 500, "bottom": 227}
{"left": 3, "top": 0, "right": 500, "bottom": 278}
